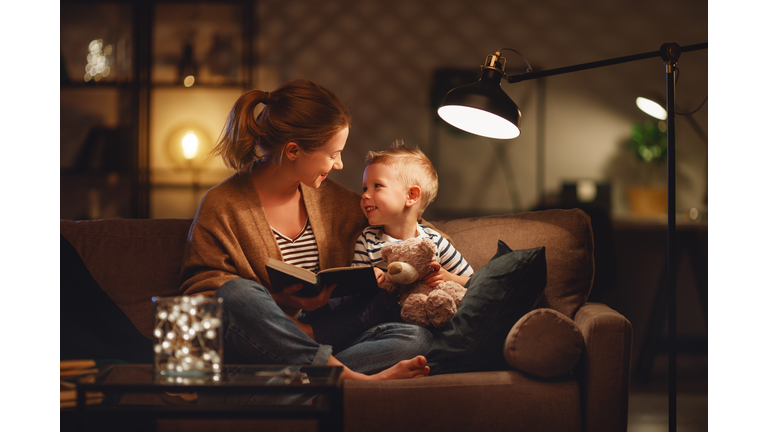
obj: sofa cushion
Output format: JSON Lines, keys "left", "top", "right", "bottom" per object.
{"left": 430, "top": 209, "right": 595, "bottom": 319}
{"left": 344, "top": 371, "right": 581, "bottom": 432}
{"left": 504, "top": 308, "right": 584, "bottom": 378}
{"left": 426, "top": 241, "right": 547, "bottom": 374}
{"left": 60, "top": 219, "right": 194, "bottom": 339}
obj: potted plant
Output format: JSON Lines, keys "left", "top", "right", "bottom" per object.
{"left": 625, "top": 120, "right": 668, "bottom": 216}
{"left": 627, "top": 120, "right": 667, "bottom": 164}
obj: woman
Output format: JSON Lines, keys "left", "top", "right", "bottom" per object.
{"left": 180, "top": 79, "right": 432, "bottom": 380}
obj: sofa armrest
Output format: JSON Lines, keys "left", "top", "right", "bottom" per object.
{"left": 574, "top": 302, "right": 632, "bottom": 432}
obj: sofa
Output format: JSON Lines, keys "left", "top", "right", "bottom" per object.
{"left": 60, "top": 208, "right": 632, "bottom": 432}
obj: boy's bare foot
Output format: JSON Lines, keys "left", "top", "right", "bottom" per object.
{"left": 372, "top": 355, "right": 430, "bottom": 380}
{"left": 336, "top": 355, "right": 430, "bottom": 381}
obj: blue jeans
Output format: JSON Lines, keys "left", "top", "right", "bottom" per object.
{"left": 214, "top": 278, "right": 433, "bottom": 374}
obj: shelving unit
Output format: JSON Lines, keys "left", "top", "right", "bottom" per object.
{"left": 61, "top": 0, "right": 254, "bottom": 219}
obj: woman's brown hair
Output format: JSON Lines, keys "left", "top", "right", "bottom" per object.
{"left": 211, "top": 78, "right": 351, "bottom": 172}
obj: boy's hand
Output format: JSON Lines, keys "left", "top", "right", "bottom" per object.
{"left": 422, "top": 262, "right": 470, "bottom": 287}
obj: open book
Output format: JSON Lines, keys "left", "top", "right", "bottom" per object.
{"left": 266, "top": 258, "right": 379, "bottom": 298}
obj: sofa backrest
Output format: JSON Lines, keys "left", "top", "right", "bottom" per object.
{"left": 61, "top": 218, "right": 194, "bottom": 339}
{"left": 60, "top": 208, "right": 594, "bottom": 339}
{"left": 430, "top": 208, "right": 594, "bottom": 319}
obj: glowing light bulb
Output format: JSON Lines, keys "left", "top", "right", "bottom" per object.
{"left": 576, "top": 180, "right": 597, "bottom": 202}
{"left": 636, "top": 97, "right": 667, "bottom": 120}
{"left": 181, "top": 132, "right": 199, "bottom": 160}
{"left": 438, "top": 105, "right": 520, "bottom": 139}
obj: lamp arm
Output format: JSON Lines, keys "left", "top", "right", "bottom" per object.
{"left": 504, "top": 42, "right": 707, "bottom": 83}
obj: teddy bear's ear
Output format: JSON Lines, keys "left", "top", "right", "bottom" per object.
{"left": 419, "top": 239, "right": 437, "bottom": 255}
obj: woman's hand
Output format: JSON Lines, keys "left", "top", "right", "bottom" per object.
{"left": 286, "top": 313, "right": 316, "bottom": 340}
{"left": 422, "top": 263, "right": 470, "bottom": 287}
{"left": 272, "top": 283, "right": 337, "bottom": 311}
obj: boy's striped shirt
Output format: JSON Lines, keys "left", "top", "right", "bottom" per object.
{"left": 352, "top": 224, "right": 473, "bottom": 277}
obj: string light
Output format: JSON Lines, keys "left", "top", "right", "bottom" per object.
{"left": 153, "top": 295, "right": 223, "bottom": 375}
{"left": 84, "top": 39, "right": 112, "bottom": 82}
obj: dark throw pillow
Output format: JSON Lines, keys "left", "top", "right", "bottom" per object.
{"left": 60, "top": 234, "right": 154, "bottom": 363}
{"left": 426, "top": 241, "right": 547, "bottom": 375}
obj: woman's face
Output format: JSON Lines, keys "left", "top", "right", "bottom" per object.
{"left": 295, "top": 126, "right": 348, "bottom": 189}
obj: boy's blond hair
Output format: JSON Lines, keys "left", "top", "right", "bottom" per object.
{"left": 365, "top": 140, "right": 438, "bottom": 217}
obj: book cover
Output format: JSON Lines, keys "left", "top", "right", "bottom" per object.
{"left": 266, "top": 258, "right": 379, "bottom": 298}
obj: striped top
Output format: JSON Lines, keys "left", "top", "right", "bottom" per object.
{"left": 352, "top": 224, "right": 474, "bottom": 278}
{"left": 272, "top": 219, "right": 320, "bottom": 273}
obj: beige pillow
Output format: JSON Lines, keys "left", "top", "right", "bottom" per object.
{"left": 503, "top": 308, "right": 584, "bottom": 378}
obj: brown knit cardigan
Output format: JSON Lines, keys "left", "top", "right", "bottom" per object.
{"left": 179, "top": 170, "right": 369, "bottom": 299}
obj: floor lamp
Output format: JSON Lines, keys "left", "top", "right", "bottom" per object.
{"left": 437, "top": 42, "right": 707, "bottom": 432}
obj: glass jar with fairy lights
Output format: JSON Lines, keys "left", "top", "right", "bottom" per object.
{"left": 152, "top": 295, "right": 224, "bottom": 375}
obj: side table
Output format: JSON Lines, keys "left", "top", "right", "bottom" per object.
{"left": 66, "top": 364, "right": 343, "bottom": 432}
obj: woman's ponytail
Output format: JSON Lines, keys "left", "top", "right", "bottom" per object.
{"left": 211, "top": 89, "right": 270, "bottom": 172}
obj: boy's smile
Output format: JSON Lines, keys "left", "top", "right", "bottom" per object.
{"left": 360, "top": 163, "right": 409, "bottom": 227}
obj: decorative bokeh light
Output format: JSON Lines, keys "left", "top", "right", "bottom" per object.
{"left": 84, "top": 39, "right": 112, "bottom": 82}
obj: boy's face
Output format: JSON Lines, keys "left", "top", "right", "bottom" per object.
{"left": 360, "top": 162, "right": 409, "bottom": 227}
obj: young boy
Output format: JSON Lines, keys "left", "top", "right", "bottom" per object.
{"left": 352, "top": 140, "right": 473, "bottom": 288}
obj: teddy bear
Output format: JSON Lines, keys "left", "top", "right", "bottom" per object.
{"left": 380, "top": 237, "right": 467, "bottom": 328}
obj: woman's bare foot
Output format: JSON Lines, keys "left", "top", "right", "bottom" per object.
{"left": 335, "top": 355, "right": 430, "bottom": 381}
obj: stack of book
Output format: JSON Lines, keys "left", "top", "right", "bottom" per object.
{"left": 60, "top": 359, "right": 103, "bottom": 408}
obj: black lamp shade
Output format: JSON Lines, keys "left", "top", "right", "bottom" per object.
{"left": 437, "top": 68, "right": 522, "bottom": 139}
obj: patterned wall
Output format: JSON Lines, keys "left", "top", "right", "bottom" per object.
{"left": 254, "top": 0, "right": 708, "bottom": 217}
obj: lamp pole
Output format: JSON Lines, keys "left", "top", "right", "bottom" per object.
{"left": 661, "top": 42, "right": 681, "bottom": 432}
{"left": 498, "top": 42, "right": 705, "bottom": 432}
